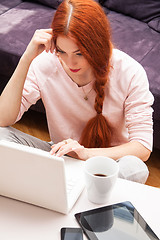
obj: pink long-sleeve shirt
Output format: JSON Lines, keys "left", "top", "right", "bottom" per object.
{"left": 16, "top": 49, "right": 154, "bottom": 150}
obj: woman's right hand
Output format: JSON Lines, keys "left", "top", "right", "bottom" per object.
{"left": 23, "top": 28, "right": 54, "bottom": 62}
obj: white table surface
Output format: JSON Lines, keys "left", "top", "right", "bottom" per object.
{"left": 0, "top": 178, "right": 160, "bottom": 240}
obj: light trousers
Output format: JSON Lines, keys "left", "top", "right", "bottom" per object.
{"left": 0, "top": 126, "right": 149, "bottom": 184}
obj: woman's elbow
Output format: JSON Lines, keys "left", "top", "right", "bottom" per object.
{"left": 141, "top": 149, "right": 151, "bottom": 162}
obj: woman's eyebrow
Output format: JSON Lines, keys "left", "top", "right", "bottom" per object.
{"left": 73, "top": 49, "right": 81, "bottom": 53}
{"left": 56, "top": 45, "right": 80, "bottom": 53}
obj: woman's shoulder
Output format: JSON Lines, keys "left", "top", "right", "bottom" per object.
{"left": 111, "top": 48, "right": 145, "bottom": 73}
{"left": 107, "top": 49, "right": 149, "bottom": 95}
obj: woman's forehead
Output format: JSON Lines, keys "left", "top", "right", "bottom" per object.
{"left": 56, "top": 35, "right": 80, "bottom": 52}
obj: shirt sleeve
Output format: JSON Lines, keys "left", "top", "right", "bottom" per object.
{"left": 124, "top": 65, "right": 154, "bottom": 151}
{"left": 16, "top": 62, "right": 41, "bottom": 122}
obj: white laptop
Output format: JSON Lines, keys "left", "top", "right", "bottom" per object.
{"left": 0, "top": 140, "right": 85, "bottom": 214}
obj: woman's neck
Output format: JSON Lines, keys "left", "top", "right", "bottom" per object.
{"left": 70, "top": 70, "right": 95, "bottom": 87}
{"left": 60, "top": 59, "right": 95, "bottom": 87}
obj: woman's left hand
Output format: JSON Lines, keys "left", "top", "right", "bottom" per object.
{"left": 50, "top": 139, "right": 88, "bottom": 160}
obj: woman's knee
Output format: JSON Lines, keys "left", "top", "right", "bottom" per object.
{"left": 117, "top": 155, "right": 149, "bottom": 184}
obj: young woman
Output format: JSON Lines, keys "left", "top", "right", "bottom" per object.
{"left": 0, "top": 0, "right": 154, "bottom": 183}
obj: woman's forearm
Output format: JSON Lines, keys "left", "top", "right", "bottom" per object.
{"left": 85, "top": 141, "right": 151, "bottom": 162}
{"left": 0, "top": 29, "right": 53, "bottom": 127}
{"left": 51, "top": 139, "right": 151, "bottom": 162}
{"left": 0, "top": 53, "right": 32, "bottom": 126}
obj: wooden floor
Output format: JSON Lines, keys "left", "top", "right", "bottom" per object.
{"left": 13, "top": 110, "right": 160, "bottom": 188}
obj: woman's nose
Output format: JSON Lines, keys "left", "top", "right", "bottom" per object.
{"left": 67, "top": 56, "right": 77, "bottom": 67}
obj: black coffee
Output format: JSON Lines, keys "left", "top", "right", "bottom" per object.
{"left": 94, "top": 173, "right": 107, "bottom": 177}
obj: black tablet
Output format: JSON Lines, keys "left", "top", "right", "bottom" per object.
{"left": 75, "top": 201, "right": 159, "bottom": 240}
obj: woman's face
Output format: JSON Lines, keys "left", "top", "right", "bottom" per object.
{"left": 56, "top": 35, "right": 91, "bottom": 80}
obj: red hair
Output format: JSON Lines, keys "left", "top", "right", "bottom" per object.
{"left": 51, "top": 0, "right": 113, "bottom": 148}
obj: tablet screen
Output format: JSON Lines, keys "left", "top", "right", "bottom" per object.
{"left": 75, "top": 201, "right": 159, "bottom": 240}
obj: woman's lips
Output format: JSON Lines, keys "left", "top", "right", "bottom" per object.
{"left": 69, "top": 68, "right": 81, "bottom": 73}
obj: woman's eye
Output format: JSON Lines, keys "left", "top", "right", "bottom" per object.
{"left": 59, "top": 50, "right": 65, "bottom": 54}
{"left": 56, "top": 48, "right": 65, "bottom": 54}
{"left": 76, "top": 53, "right": 82, "bottom": 56}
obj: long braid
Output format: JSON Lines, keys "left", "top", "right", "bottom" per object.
{"left": 94, "top": 75, "right": 106, "bottom": 114}
{"left": 80, "top": 71, "right": 111, "bottom": 148}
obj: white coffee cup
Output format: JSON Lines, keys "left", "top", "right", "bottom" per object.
{"left": 84, "top": 156, "right": 119, "bottom": 204}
